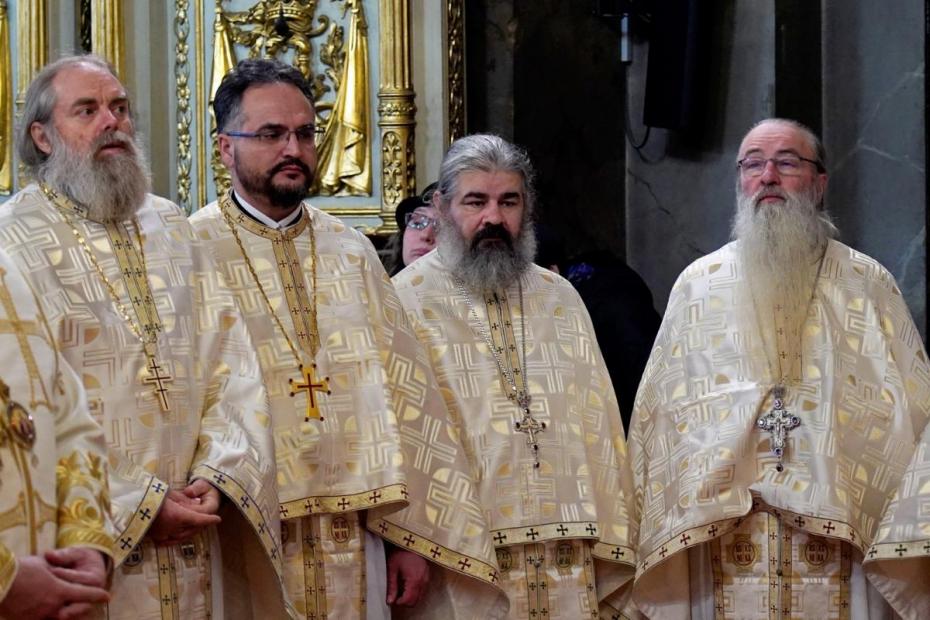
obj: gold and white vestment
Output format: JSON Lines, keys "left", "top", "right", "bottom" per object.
{"left": 0, "top": 245, "right": 113, "bottom": 600}
{"left": 190, "top": 198, "right": 505, "bottom": 619}
{"left": 0, "top": 185, "right": 286, "bottom": 619}
{"left": 393, "top": 251, "right": 638, "bottom": 619}
{"left": 630, "top": 239, "right": 930, "bottom": 619}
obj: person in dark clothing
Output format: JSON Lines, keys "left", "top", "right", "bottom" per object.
{"left": 566, "top": 251, "right": 661, "bottom": 431}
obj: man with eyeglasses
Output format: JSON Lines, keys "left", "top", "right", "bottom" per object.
{"left": 629, "top": 118, "right": 930, "bottom": 618}
{"left": 190, "top": 59, "right": 506, "bottom": 618}
{"left": 382, "top": 184, "right": 439, "bottom": 276}
{"left": 0, "top": 55, "right": 287, "bottom": 618}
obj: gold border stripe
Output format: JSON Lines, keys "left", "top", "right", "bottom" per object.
{"left": 370, "top": 517, "right": 502, "bottom": 588}
{"left": 279, "top": 483, "right": 408, "bottom": 520}
{"left": 113, "top": 476, "right": 168, "bottom": 567}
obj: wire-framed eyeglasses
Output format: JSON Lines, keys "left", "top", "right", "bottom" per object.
{"left": 737, "top": 154, "right": 824, "bottom": 177}
{"left": 224, "top": 123, "right": 323, "bottom": 147}
{"left": 405, "top": 212, "right": 438, "bottom": 231}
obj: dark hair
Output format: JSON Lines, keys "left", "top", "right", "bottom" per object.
{"left": 212, "top": 58, "right": 314, "bottom": 132}
{"left": 18, "top": 55, "right": 120, "bottom": 174}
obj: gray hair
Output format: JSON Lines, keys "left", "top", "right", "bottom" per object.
{"left": 743, "top": 118, "right": 827, "bottom": 171}
{"left": 435, "top": 134, "right": 537, "bottom": 213}
{"left": 17, "top": 55, "right": 121, "bottom": 176}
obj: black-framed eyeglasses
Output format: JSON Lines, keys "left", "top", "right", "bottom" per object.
{"left": 405, "top": 212, "right": 438, "bottom": 231}
{"left": 737, "top": 155, "right": 824, "bottom": 177}
{"left": 224, "top": 123, "right": 323, "bottom": 147}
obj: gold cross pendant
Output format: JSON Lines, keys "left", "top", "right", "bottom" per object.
{"left": 290, "top": 363, "right": 331, "bottom": 421}
{"left": 142, "top": 356, "right": 172, "bottom": 412}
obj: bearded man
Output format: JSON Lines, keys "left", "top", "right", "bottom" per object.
{"left": 630, "top": 118, "right": 930, "bottom": 619}
{"left": 0, "top": 55, "right": 285, "bottom": 618}
{"left": 392, "top": 134, "right": 637, "bottom": 618}
{"left": 191, "top": 59, "right": 506, "bottom": 619}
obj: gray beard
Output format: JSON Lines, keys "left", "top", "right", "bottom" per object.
{"left": 731, "top": 186, "right": 837, "bottom": 380}
{"left": 39, "top": 130, "right": 151, "bottom": 222}
{"left": 438, "top": 215, "right": 537, "bottom": 293}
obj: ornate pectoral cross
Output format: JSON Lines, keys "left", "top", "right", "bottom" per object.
{"left": 142, "top": 356, "right": 172, "bottom": 412}
{"left": 756, "top": 385, "right": 800, "bottom": 472}
{"left": 289, "top": 363, "right": 331, "bottom": 421}
{"left": 513, "top": 393, "right": 546, "bottom": 468}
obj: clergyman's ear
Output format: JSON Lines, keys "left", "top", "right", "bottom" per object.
{"left": 30, "top": 122, "right": 53, "bottom": 155}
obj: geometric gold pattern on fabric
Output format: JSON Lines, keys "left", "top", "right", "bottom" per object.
{"left": 494, "top": 539, "right": 599, "bottom": 619}
{"left": 0, "top": 186, "right": 282, "bottom": 618}
{"left": 630, "top": 239, "right": 930, "bottom": 616}
{"left": 0, "top": 246, "right": 114, "bottom": 598}
{"left": 392, "top": 251, "right": 638, "bottom": 612}
{"left": 281, "top": 512, "right": 367, "bottom": 619}
{"left": 710, "top": 511, "right": 851, "bottom": 620}
{"left": 190, "top": 201, "right": 507, "bottom": 612}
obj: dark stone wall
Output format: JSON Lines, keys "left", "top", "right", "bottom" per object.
{"left": 467, "top": 0, "right": 628, "bottom": 259}
{"left": 465, "top": 0, "right": 927, "bottom": 337}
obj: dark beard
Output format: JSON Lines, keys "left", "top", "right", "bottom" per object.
{"left": 439, "top": 218, "right": 537, "bottom": 293}
{"left": 236, "top": 155, "right": 313, "bottom": 208}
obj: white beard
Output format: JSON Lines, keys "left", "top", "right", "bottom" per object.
{"left": 731, "top": 185, "right": 837, "bottom": 381}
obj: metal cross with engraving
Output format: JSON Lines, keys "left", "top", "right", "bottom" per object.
{"left": 289, "top": 363, "right": 330, "bottom": 421}
{"left": 513, "top": 392, "right": 546, "bottom": 468}
{"left": 756, "top": 385, "right": 800, "bottom": 472}
{"left": 142, "top": 356, "right": 172, "bottom": 412}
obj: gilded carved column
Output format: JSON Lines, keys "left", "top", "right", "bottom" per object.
{"left": 16, "top": 0, "right": 47, "bottom": 108}
{"left": 446, "top": 0, "right": 465, "bottom": 142}
{"left": 15, "top": 0, "right": 47, "bottom": 189}
{"left": 378, "top": 0, "right": 416, "bottom": 230}
{"left": 91, "top": 0, "right": 125, "bottom": 77}
{"left": 0, "top": 1, "right": 11, "bottom": 193}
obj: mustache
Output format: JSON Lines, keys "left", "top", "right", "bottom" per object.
{"left": 93, "top": 130, "right": 134, "bottom": 153}
{"left": 470, "top": 223, "right": 514, "bottom": 251}
{"left": 270, "top": 157, "right": 311, "bottom": 178}
{"left": 752, "top": 186, "right": 788, "bottom": 206}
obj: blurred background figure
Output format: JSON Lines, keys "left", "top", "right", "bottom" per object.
{"left": 535, "top": 223, "right": 660, "bottom": 432}
{"left": 383, "top": 183, "right": 438, "bottom": 276}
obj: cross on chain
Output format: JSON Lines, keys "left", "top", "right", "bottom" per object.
{"left": 289, "top": 363, "right": 330, "bottom": 421}
{"left": 756, "top": 385, "right": 800, "bottom": 472}
{"left": 513, "top": 394, "right": 546, "bottom": 468}
{"left": 142, "top": 356, "right": 172, "bottom": 412}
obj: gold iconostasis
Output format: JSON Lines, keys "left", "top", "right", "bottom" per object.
{"left": 2, "top": 0, "right": 466, "bottom": 234}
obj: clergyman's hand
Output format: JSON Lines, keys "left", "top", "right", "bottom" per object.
{"left": 147, "top": 489, "right": 222, "bottom": 547}
{"left": 385, "top": 549, "right": 430, "bottom": 607}
{"left": 45, "top": 546, "right": 108, "bottom": 588}
{"left": 0, "top": 555, "right": 109, "bottom": 619}
{"left": 181, "top": 479, "right": 222, "bottom": 515}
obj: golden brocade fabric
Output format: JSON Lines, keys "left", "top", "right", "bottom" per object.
{"left": 0, "top": 246, "right": 112, "bottom": 600}
{"left": 190, "top": 201, "right": 506, "bottom": 618}
{"left": 0, "top": 184, "right": 286, "bottom": 619}
{"left": 392, "top": 251, "right": 638, "bottom": 617}
{"left": 629, "top": 239, "right": 930, "bottom": 618}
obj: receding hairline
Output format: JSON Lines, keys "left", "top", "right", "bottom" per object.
{"left": 738, "top": 118, "right": 822, "bottom": 161}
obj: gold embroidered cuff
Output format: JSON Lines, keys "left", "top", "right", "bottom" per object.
{"left": 370, "top": 518, "right": 502, "bottom": 588}
{"left": 489, "top": 520, "right": 601, "bottom": 548}
{"left": 278, "top": 483, "right": 408, "bottom": 520}
{"left": 190, "top": 465, "right": 282, "bottom": 574}
{"left": 113, "top": 476, "right": 168, "bottom": 567}
{"left": 57, "top": 528, "right": 114, "bottom": 558}
{"left": 592, "top": 541, "right": 636, "bottom": 567}
{"left": 865, "top": 538, "right": 930, "bottom": 561}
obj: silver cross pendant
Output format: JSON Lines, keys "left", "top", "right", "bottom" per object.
{"left": 756, "top": 385, "right": 801, "bottom": 472}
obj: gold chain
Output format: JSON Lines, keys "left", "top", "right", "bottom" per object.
{"left": 40, "top": 183, "right": 157, "bottom": 348}
{"left": 218, "top": 192, "right": 318, "bottom": 365}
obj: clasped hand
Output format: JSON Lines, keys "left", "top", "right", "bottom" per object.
{"left": 148, "top": 479, "right": 223, "bottom": 547}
